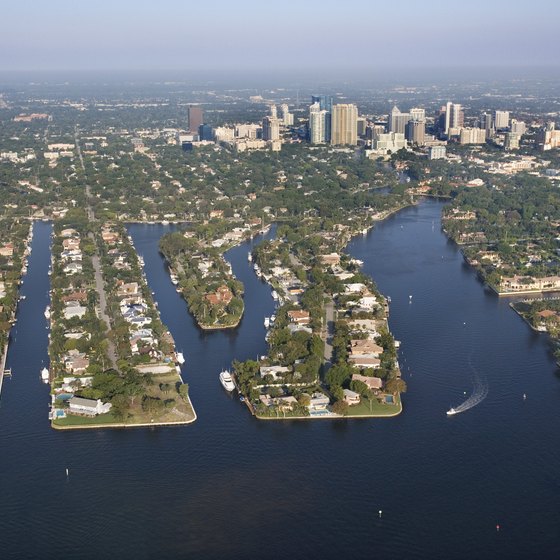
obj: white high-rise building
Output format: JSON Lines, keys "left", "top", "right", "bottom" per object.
{"left": 389, "top": 106, "right": 410, "bottom": 135}
{"left": 494, "top": 110, "right": 510, "bottom": 130}
{"left": 443, "top": 102, "right": 464, "bottom": 135}
{"left": 269, "top": 104, "right": 278, "bottom": 119}
{"left": 280, "top": 104, "right": 294, "bottom": 126}
{"left": 309, "top": 103, "right": 328, "bottom": 144}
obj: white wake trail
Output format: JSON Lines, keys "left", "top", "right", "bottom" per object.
{"left": 449, "top": 353, "right": 488, "bottom": 415}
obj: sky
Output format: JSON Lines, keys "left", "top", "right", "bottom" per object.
{"left": 1, "top": 0, "right": 559, "bottom": 73}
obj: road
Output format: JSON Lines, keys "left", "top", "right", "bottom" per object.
{"left": 323, "top": 297, "right": 335, "bottom": 369}
{"left": 76, "top": 128, "right": 118, "bottom": 370}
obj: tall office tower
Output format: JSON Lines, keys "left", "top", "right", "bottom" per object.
{"left": 309, "top": 104, "right": 329, "bottom": 144}
{"left": 494, "top": 110, "right": 510, "bottom": 130}
{"left": 410, "top": 107, "right": 426, "bottom": 122}
{"left": 262, "top": 116, "right": 280, "bottom": 141}
{"left": 311, "top": 94, "right": 333, "bottom": 112}
{"left": 270, "top": 104, "right": 278, "bottom": 119}
{"left": 389, "top": 106, "right": 410, "bottom": 135}
{"left": 198, "top": 124, "right": 213, "bottom": 141}
{"left": 510, "top": 119, "right": 526, "bottom": 136}
{"left": 357, "top": 117, "right": 367, "bottom": 137}
{"left": 480, "top": 112, "right": 495, "bottom": 139}
{"left": 406, "top": 119, "right": 426, "bottom": 145}
{"left": 280, "top": 104, "right": 294, "bottom": 126}
{"left": 330, "top": 104, "right": 358, "bottom": 145}
{"left": 188, "top": 106, "right": 204, "bottom": 133}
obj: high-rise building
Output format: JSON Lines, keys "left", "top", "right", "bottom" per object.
{"left": 269, "top": 104, "right": 278, "bottom": 119}
{"left": 188, "top": 106, "right": 204, "bottom": 133}
{"left": 504, "top": 133, "right": 520, "bottom": 150}
{"left": 309, "top": 103, "right": 328, "bottom": 144}
{"left": 311, "top": 95, "right": 333, "bottom": 112}
{"left": 538, "top": 122, "right": 560, "bottom": 151}
{"left": 441, "top": 102, "right": 464, "bottom": 135}
{"left": 198, "top": 124, "right": 214, "bottom": 141}
{"left": 389, "top": 106, "right": 410, "bottom": 135}
{"left": 510, "top": 119, "right": 526, "bottom": 136}
{"left": 459, "top": 127, "right": 486, "bottom": 145}
{"left": 494, "top": 110, "right": 510, "bottom": 130}
{"left": 357, "top": 117, "right": 367, "bottom": 137}
{"left": 280, "top": 104, "right": 294, "bottom": 126}
{"left": 406, "top": 120, "right": 426, "bottom": 145}
{"left": 480, "top": 112, "right": 495, "bottom": 138}
{"left": 410, "top": 107, "right": 426, "bottom": 122}
{"left": 262, "top": 116, "right": 280, "bottom": 141}
{"left": 331, "top": 104, "right": 358, "bottom": 145}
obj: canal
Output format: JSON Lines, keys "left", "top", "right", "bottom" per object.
{"left": 1, "top": 204, "right": 559, "bottom": 559}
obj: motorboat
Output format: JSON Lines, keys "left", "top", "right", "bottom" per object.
{"left": 247, "top": 252, "right": 252, "bottom": 262}
{"left": 271, "top": 290, "right": 279, "bottom": 300}
{"left": 264, "top": 317, "right": 270, "bottom": 329}
{"left": 44, "top": 306, "right": 51, "bottom": 319}
{"left": 446, "top": 407, "right": 458, "bottom": 416}
{"left": 40, "top": 367, "right": 49, "bottom": 383}
{"left": 176, "top": 352, "right": 185, "bottom": 365}
{"left": 219, "top": 370, "right": 236, "bottom": 392}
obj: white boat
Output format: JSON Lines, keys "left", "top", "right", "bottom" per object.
{"left": 40, "top": 367, "right": 49, "bottom": 383}
{"left": 176, "top": 352, "right": 185, "bottom": 365}
{"left": 264, "top": 317, "right": 270, "bottom": 329}
{"left": 271, "top": 290, "right": 279, "bottom": 300}
{"left": 247, "top": 252, "right": 252, "bottom": 262}
{"left": 44, "top": 306, "right": 50, "bottom": 319}
{"left": 362, "top": 228, "right": 368, "bottom": 235}
{"left": 446, "top": 407, "right": 458, "bottom": 416}
{"left": 219, "top": 370, "right": 236, "bottom": 392}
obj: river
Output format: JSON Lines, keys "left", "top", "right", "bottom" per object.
{"left": 1, "top": 203, "right": 559, "bottom": 559}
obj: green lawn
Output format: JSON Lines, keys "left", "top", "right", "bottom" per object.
{"left": 345, "top": 394, "right": 402, "bottom": 417}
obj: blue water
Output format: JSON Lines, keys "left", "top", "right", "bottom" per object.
{"left": 1, "top": 206, "right": 560, "bottom": 559}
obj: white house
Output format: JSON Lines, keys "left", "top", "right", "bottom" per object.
{"left": 68, "top": 397, "right": 112, "bottom": 416}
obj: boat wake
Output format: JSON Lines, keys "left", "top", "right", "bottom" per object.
{"left": 447, "top": 354, "right": 488, "bottom": 416}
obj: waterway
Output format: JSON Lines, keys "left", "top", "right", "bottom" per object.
{"left": 1, "top": 205, "right": 560, "bottom": 559}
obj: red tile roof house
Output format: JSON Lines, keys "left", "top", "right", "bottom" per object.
{"left": 287, "top": 310, "right": 311, "bottom": 325}
{"left": 205, "top": 285, "right": 233, "bottom": 306}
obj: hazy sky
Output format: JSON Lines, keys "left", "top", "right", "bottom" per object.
{"left": 1, "top": 0, "right": 559, "bottom": 72}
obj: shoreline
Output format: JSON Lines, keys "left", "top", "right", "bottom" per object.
{"left": 254, "top": 402, "right": 403, "bottom": 421}
{"left": 52, "top": 407, "right": 197, "bottom": 430}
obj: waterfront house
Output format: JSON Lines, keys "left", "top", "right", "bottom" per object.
{"left": 287, "top": 310, "right": 311, "bottom": 325}
{"left": 60, "top": 228, "right": 78, "bottom": 238}
{"left": 349, "top": 340, "right": 383, "bottom": 357}
{"left": 320, "top": 253, "right": 341, "bottom": 267}
{"left": 352, "top": 373, "right": 383, "bottom": 392}
{"left": 64, "top": 351, "right": 90, "bottom": 374}
{"left": 205, "top": 285, "right": 233, "bottom": 306}
{"left": 260, "top": 365, "right": 291, "bottom": 381}
{"left": 349, "top": 356, "right": 381, "bottom": 369}
{"left": 309, "top": 392, "right": 330, "bottom": 411}
{"left": 61, "top": 290, "right": 88, "bottom": 304}
{"left": 62, "top": 238, "right": 81, "bottom": 251}
{"left": 343, "top": 389, "right": 361, "bottom": 406}
{"left": 63, "top": 262, "right": 83, "bottom": 275}
{"left": 63, "top": 302, "right": 87, "bottom": 320}
{"left": 68, "top": 397, "right": 112, "bottom": 416}
{"left": 117, "top": 282, "right": 140, "bottom": 297}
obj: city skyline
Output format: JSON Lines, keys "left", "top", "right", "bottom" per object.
{"left": 1, "top": 0, "right": 559, "bottom": 72}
